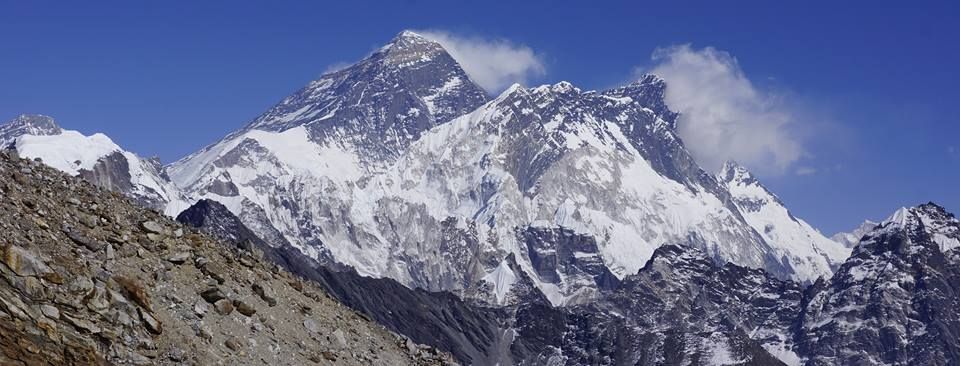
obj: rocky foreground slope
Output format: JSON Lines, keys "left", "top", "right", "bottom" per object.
{"left": 0, "top": 150, "right": 453, "bottom": 365}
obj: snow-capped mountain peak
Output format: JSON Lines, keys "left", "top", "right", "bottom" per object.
{"left": 719, "top": 160, "right": 758, "bottom": 186}
{"left": 238, "top": 29, "right": 487, "bottom": 136}
{"left": 873, "top": 202, "right": 960, "bottom": 252}
{"left": 718, "top": 160, "right": 850, "bottom": 282}
{"left": 164, "top": 31, "right": 491, "bottom": 269}
{"left": 169, "top": 31, "right": 489, "bottom": 193}
{"left": 381, "top": 30, "right": 444, "bottom": 56}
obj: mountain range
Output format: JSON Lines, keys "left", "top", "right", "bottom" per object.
{"left": 2, "top": 30, "right": 955, "bottom": 365}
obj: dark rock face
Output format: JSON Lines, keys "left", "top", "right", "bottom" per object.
{"left": 520, "top": 227, "right": 620, "bottom": 296}
{"left": 509, "top": 244, "right": 798, "bottom": 365}
{"left": 77, "top": 151, "right": 135, "bottom": 195}
{"left": 177, "top": 198, "right": 281, "bottom": 249}
{"left": 798, "top": 203, "right": 960, "bottom": 366}
{"left": 231, "top": 31, "right": 489, "bottom": 167}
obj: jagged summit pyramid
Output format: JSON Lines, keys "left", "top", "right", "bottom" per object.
{"left": 237, "top": 30, "right": 485, "bottom": 154}
{"left": 168, "top": 31, "right": 489, "bottom": 185}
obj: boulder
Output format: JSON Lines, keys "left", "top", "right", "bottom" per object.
{"left": 213, "top": 299, "right": 234, "bottom": 315}
{"left": 252, "top": 283, "right": 278, "bottom": 307}
{"left": 233, "top": 299, "right": 256, "bottom": 317}
{"left": 2, "top": 244, "right": 53, "bottom": 277}
{"left": 140, "top": 221, "right": 165, "bottom": 235}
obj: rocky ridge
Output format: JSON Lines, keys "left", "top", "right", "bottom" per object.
{"left": 0, "top": 150, "right": 453, "bottom": 365}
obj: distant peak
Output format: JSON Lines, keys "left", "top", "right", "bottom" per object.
{"left": 550, "top": 81, "right": 580, "bottom": 94}
{"left": 395, "top": 30, "right": 427, "bottom": 40}
{"left": 875, "top": 203, "right": 959, "bottom": 251}
{"left": 1, "top": 114, "right": 63, "bottom": 147}
{"left": 497, "top": 83, "right": 527, "bottom": 99}
{"left": 718, "top": 160, "right": 757, "bottom": 185}
{"left": 601, "top": 73, "right": 678, "bottom": 128}
{"left": 918, "top": 201, "right": 950, "bottom": 215}
{"left": 636, "top": 73, "right": 666, "bottom": 86}
{"left": 885, "top": 206, "right": 911, "bottom": 227}
{"left": 6, "top": 114, "right": 60, "bottom": 130}
{"left": 841, "top": 202, "right": 960, "bottom": 258}
{"left": 884, "top": 202, "right": 953, "bottom": 226}
{"left": 374, "top": 30, "right": 456, "bottom": 69}
{"left": 383, "top": 30, "right": 442, "bottom": 52}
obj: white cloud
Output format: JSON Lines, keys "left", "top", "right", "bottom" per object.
{"left": 417, "top": 30, "right": 546, "bottom": 94}
{"left": 645, "top": 45, "right": 806, "bottom": 175}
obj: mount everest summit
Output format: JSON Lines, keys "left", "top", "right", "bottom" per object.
{"left": 160, "top": 30, "right": 848, "bottom": 305}
{"left": 3, "top": 30, "right": 954, "bottom": 365}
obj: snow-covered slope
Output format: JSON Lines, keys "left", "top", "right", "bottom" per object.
{"left": 1, "top": 114, "right": 189, "bottom": 215}
{"left": 719, "top": 161, "right": 850, "bottom": 282}
{"left": 348, "top": 79, "right": 792, "bottom": 304}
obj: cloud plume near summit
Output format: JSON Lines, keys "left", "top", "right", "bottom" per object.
{"left": 418, "top": 30, "right": 546, "bottom": 93}
{"left": 647, "top": 45, "right": 806, "bottom": 175}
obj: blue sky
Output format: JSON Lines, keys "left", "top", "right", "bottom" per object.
{"left": 1, "top": 0, "right": 957, "bottom": 234}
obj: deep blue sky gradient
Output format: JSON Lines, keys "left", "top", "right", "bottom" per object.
{"left": 1, "top": 0, "right": 957, "bottom": 233}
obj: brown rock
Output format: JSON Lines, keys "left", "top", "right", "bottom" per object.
{"left": 224, "top": 337, "right": 243, "bottom": 352}
{"left": 233, "top": 299, "right": 256, "bottom": 317}
{"left": 321, "top": 350, "right": 338, "bottom": 361}
{"left": 114, "top": 275, "right": 152, "bottom": 311}
{"left": 199, "top": 287, "right": 226, "bottom": 304}
{"left": 140, "top": 221, "right": 165, "bottom": 234}
{"left": 139, "top": 308, "right": 163, "bottom": 334}
{"left": 62, "top": 313, "right": 101, "bottom": 334}
{"left": 66, "top": 230, "right": 105, "bottom": 252}
{"left": 166, "top": 252, "right": 191, "bottom": 264}
{"left": 214, "top": 299, "right": 234, "bottom": 315}
{"left": 40, "top": 304, "right": 60, "bottom": 319}
{"left": 79, "top": 214, "right": 99, "bottom": 228}
{"left": 2, "top": 244, "right": 53, "bottom": 277}
{"left": 252, "top": 283, "right": 278, "bottom": 307}
{"left": 238, "top": 255, "right": 255, "bottom": 268}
